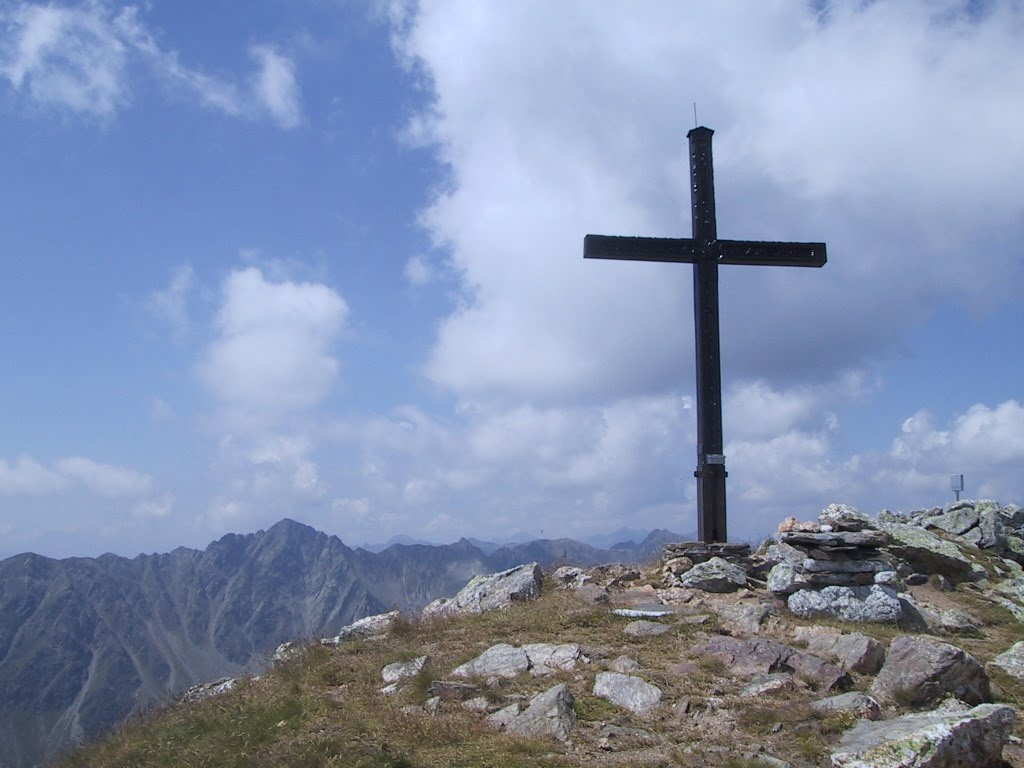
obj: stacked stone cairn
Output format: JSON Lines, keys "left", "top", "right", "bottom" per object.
{"left": 662, "top": 541, "right": 751, "bottom": 593}
{"left": 761, "top": 504, "right": 907, "bottom": 621}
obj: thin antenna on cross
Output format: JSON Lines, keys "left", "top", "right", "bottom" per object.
{"left": 693, "top": 102, "right": 698, "bottom": 128}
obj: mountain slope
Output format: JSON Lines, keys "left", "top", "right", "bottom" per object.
{"left": 0, "top": 519, "right": 679, "bottom": 768}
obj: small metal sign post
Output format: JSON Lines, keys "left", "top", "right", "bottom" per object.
{"left": 584, "top": 127, "right": 827, "bottom": 543}
{"left": 951, "top": 474, "right": 965, "bottom": 501}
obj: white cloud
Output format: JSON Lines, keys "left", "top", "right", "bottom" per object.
{"left": 0, "top": 2, "right": 128, "bottom": 116}
{"left": 54, "top": 457, "right": 152, "bottom": 496}
{"left": 0, "top": 456, "right": 67, "bottom": 495}
{"left": 322, "top": 393, "right": 696, "bottom": 541}
{"left": 0, "top": 2, "right": 302, "bottom": 126}
{"left": 889, "top": 400, "right": 1024, "bottom": 474}
{"left": 247, "top": 434, "right": 325, "bottom": 498}
{"left": 391, "top": 2, "right": 1024, "bottom": 406}
{"left": 146, "top": 263, "right": 193, "bottom": 341}
{"left": 250, "top": 44, "right": 302, "bottom": 129}
{"left": 197, "top": 267, "right": 349, "bottom": 422}
{"left": 403, "top": 254, "right": 434, "bottom": 286}
{"left": 133, "top": 494, "right": 174, "bottom": 518}
{"left": 0, "top": 455, "right": 151, "bottom": 496}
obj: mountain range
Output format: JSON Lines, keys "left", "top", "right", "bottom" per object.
{"left": 0, "top": 519, "right": 683, "bottom": 768}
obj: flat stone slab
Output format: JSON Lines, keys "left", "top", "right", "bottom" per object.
{"left": 780, "top": 530, "right": 891, "bottom": 548}
{"left": 623, "top": 620, "right": 671, "bottom": 637}
{"left": 663, "top": 541, "right": 751, "bottom": 563}
{"left": 613, "top": 607, "right": 673, "bottom": 618}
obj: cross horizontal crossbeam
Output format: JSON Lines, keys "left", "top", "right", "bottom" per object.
{"left": 584, "top": 234, "right": 827, "bottom": 267}
{"left": 582, "top": 126, "right": 828, "bottom": 544}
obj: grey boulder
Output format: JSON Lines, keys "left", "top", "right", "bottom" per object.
{"left": 678, "top": 556, "right": 747, "bottom": 592}
{"left": 422, "top": 562, "right": 543, "bottom": 619}
{"left": 795, "top": 628, "right": 886, "bottom": 675}
{"left": 506, "top": 683, "right": 577, "bottom": 742}
{"left": 787, "top": 584, "right": 902, "bottom": 622}
{"left": 593, "top": 672, "right": 662, "bottom": 715}
{"left": 870, "top": 636, "right": 990, "bottom": 707}
{"left": 810, "top": 691, "right": 881, "bottom": 720}
{"left": 451, "top": 643, "right": 529, "bottom": 679}
{"left": 831, "top": 703, "right": 1014, "bottom": 768}
{"left": 988, "top": 640, "right": 1024, "bottom": 681}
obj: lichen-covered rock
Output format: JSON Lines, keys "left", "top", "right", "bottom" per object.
{"left": 819, "top": 503, "right": 877, "bottom": 532}
{"left": 522, "top": 643, "right": 583, "bottom": 675}
{"left": 767, "top": 563, "right": 801, "bottom": 594}
{"left": 593, "top": 672, "right": 662, "bottom": 715}
{"left": 422, "top": 562, "right": 543, "bottom": 619}
{"left": 882, "top": 524, "right": 984, "bottom": 581}
{"left": 551, "top": 565, "right": 587, "bottom": 587}
{"left": 928, "top": 503, "right": 980, "bottom": 536}
{"left": 715, "top": 603, "right": 772, "bottom": 635}
{"left": 787, "top": 584, "right": 902, "bottom": 622}
{"left": 382, "top": 655, "right": 428, "bottom": 685}
{"left": 740, "top": 673, "right": 794, "bottom": 697}
{"left": 987, "top": 640, "right": 1024, "bottom": 681}
{"left": 182, "top": 676, "right": 240, "bottom": 703}
{"left": 451, "top": 643, "right": 529, "bottom": 679}
{"left": 623, "top": 619, "right": 671, "bottom": 637}
{"left": 870, "top": 636, "right": 990, "bottom": 707}
{"left": 506, "top": 683, "right": 576, "bottom": 742}
{"left": 678, "top": 556, "right": 747, "bottom": 592}
{"left": 486, "top": 702, "right": 521, "bottom": 730}
{"left": 810, "top": 691, "right": 881, "bottom": 720}
{"left": 321, "top": 611, "right": 400, "bottom": 645}
{"left": 796, "top": 628, "right": 885, "bottom": 675}
{"left": 695, "top": 636, "right": 850, "bottom": 691}
{"left": 830, "top": 703, "right": 1014, "bottom": 768}
{"left": 272, "top": 640, "right": 302, "bottom": 663}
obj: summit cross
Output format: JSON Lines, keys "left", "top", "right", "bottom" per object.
{"left": 584, "top": 127, "right": 827, "bottom": 543}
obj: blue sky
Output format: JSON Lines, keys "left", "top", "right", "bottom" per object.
{"left": 1, "top": 0, "right": 1022, "bottom": 559}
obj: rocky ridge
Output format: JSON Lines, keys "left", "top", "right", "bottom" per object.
{"left": 127, "top": 499, "right": 1024, "bottom": 768}
{"left": 0, "top": 521, "right": 683, "bottom": 768}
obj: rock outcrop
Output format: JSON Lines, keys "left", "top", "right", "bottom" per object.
{"left": 49, "top": 499, "right": 1024, "bottom": 768}
{"left": 831, "top": 703, "right": 1015, "bottom": 768}
{"left": 421, "top": 562, "right": 544, "bottom": 619}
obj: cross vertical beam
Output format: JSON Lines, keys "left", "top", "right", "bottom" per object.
{"left": 583, "top": 126, "right": 826, "bottom": 544}
{"left": 688, "top": 127, "right": 728, "bottom": 543}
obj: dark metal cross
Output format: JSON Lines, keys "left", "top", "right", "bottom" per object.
{"left": 584, "top": 126, "right": 827, "bottom": 543}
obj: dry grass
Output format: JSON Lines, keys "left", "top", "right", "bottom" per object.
{"left": 58, "top": 565, "right": 1024, "bottom": 768}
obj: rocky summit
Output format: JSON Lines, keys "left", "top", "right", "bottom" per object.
{"left": 57, "top": 499, "right": 1024, "bottom": 768}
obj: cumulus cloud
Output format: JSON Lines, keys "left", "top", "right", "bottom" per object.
{"left": 197, "top": 267, "right": 349, "bottom": 423}
{"left": 321, "top": 393, "right": 697, "bottom": 542}
{"left": 193, "top": 268, "right": 350, "bottom": 535}
{"left": 883, "top": 400, "right": 1024, "bottom": 498}
{"left": 0, "top": 2, "right": 303, "bottom": 126}
{"left": 391, "top": 2, "right": 1024, "bottom": 405}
